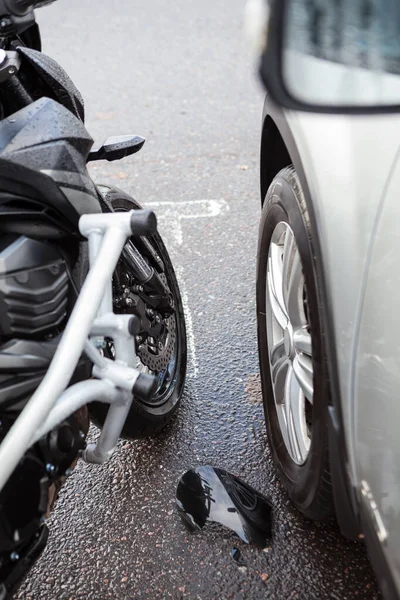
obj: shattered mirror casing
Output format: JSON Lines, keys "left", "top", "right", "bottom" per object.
{"left": 176, "top": 466, "right": 272, "bottom": 548}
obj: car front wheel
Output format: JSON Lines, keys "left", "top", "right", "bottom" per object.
{"left": 256, "top": 166, "right": 333, "bottom": 520}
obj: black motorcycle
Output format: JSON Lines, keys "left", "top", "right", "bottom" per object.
{"left": 0, "top": 1, "right": 187, "bottom": 597}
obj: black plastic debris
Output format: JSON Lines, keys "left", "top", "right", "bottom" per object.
{"left": 176, "top": 466, "right": 272, "bottom": 548}
{"left": 231, "top": 547, "right": 247, "bottom": 566}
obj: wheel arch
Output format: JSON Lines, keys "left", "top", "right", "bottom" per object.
{"left": 260, "top": 113, "right": 291, "bottom": 204}
{"left": 260, "top": 97, "right": 316, "bottom": 209}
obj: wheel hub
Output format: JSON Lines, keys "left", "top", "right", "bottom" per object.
{"left": 115, "top": 272, "right": 177, "bottom": 373}
{"left": 138, "top": 314, "right": 176, "bottom": 372}
{"left": 283, "top": 325, "right": 294, "bottom": 359}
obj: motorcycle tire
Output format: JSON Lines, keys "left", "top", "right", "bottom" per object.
{"left": 88, "top": 185, "right": 187, "bottom": 439}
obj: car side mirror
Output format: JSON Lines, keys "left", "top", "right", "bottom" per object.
{"left": 260, "top": 0, "right": 400, "bottom": 114}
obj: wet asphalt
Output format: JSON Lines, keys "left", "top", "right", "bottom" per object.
{"left": 17, "top": 1, "right": 381, "bottom": 599}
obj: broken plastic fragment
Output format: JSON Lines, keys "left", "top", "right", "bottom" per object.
{"left": 176, "top": 466, "right": 272, "bottom": 548}
{"left": 231, "top": 547, "right": 247, "bottom": 566}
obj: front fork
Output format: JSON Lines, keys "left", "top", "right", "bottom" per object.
{"left": 95, "top": 185, "right": 171, "bottom": 308}
{"left": 121, "top": 239, "right": 171, "bottom": 301}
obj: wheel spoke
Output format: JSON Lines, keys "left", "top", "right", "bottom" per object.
{"left": 274, "top": 358, "right": 289, "bottom": 403}
{"left": 281, "top": 367, "right": 297, "bottom": 460}
{"left": 284, "top": 367, "right": 310, "bottom": 463}
{"left": 293, "top": 328, "right": 312, "bottom": 356}
{"left": 284, "top": 251, "right": 305, "bottom": 330}
{"left": 270, "top": 338, "right": 285, "bottom": 366}
{"left": 271, "top": 340, "right": 287, "bottom": 384}
{"left": 281, "top": 227, "right": 295, "bottom": 308}
{"left": 293, "top": 353, "right": 313, "bottom": 403}
{"left": 268, "top": 271, "right": 287, "bottom": 330}
{"left": 267, "top": 245, "right": 288, "bottom": 330}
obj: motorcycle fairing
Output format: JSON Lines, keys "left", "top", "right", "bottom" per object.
{"left": 0, "top": 96, "right": 101, "bottom": 234}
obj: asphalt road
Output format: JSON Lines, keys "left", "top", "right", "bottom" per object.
{"left": 18, "top": 1, "right": 381, "bottom": 599}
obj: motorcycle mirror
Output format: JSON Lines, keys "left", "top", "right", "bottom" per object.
{"left": 88, "top": 135, "right": 145, "bottom": 162}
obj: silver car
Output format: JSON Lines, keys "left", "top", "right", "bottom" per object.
{"left": 254, "top": 0, "right": 400, "bottom": 597}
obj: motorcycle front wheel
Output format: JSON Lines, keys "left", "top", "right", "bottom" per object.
{"left": 89, "top": 185, "right": 187, "bottom": 439}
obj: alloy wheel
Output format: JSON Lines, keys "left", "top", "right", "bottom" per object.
{"left": 265, "top": 222, "right": 313, "bottom": 465}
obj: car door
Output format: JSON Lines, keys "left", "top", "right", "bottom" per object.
{"left": 354, "top": 149, "right": 400, "bottom": 594}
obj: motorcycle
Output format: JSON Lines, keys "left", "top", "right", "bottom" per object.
{"left": 0, "top": 1, "right": 187, "bottom": 597}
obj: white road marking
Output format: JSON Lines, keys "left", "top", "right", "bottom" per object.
{"left": 175, "top": 265, "right": 198, "bottom": 379}
{"left": 145, "top": 199, "right": 229, "bottom": 378}
{"left": 146, "top": 198, "right": 229, "bottom": 245}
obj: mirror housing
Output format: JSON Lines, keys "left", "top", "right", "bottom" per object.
{"left": 88, "top": 135, "right": 145, "bottom": 162}
{"left": 260, "top": 0, "right": 400, "bottom": 114}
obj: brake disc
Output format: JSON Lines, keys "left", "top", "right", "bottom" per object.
{"left": 137, "top": 273, "right": 176, "bottom": 372}
{"left": 138, "top": 313, "right": 176, "bottom": 372}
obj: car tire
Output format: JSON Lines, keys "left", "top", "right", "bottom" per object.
{"left": 256, "top": 166, "right": 333, "bottom": 520}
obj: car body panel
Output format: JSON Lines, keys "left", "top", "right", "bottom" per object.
{"left": 354, "top": 152, "right": 400, "bottom": 592}
{"left": 262, "top": 97, "right": 400, "bottom": 490}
